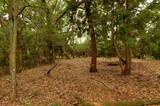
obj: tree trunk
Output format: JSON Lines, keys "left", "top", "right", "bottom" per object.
{"left": 122, "top": 43, "right": 131, "bottom": 75}
{"left": 85, "top": 0, "right": 97, "bottom": 72}
{"left": 8, "top": 0, "right": 18, "bottom": 99}
{"left": 112, "top": 32, "right": 126, "bottom": 72}
{"left": 121, "top": 0, "right": 132, "bottom": 75}
{"left": 111, "top": 32, "right": 132, "bottom": 75}
{"left": 17, "top": 30, "right": 22, "bottom": 73}
{"left": 42, "top": 0, "right": 55, "bottom": 63}
{"left": 112, "top": 33, "right": 125, "bottom": 64}
{"left": 90, "top": 28, "right": 97, "bottom": 72}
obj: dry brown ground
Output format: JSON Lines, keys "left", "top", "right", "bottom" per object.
{"left": 0, "top": 57, "right": 160, "bottom": 106}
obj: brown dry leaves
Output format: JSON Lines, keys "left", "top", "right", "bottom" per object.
{"left": 0, "top": 57, "right": 160, "bottom": 106}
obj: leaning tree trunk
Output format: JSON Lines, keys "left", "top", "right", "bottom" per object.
{"left": 8, "top": 0, "right": 18, "bottom": 99}
{"left": 85, "top": 0, "right": 97, "bottom": 72}
{"left": 112, "top": 36, "right": 132, "bottom": 75}
{"left": 111, "top": 27, "right": 132, "bottom": 75}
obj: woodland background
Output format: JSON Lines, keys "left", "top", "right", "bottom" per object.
{"left": 0, "top": 0, "right": 160, "bottom": 105}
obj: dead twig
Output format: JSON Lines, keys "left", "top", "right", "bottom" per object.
{"left": 46, "top": 64, "right": 57, "bottom": 75}
{"left": 107, "top": 61, "right": 120, "bottom": 66}
{"left": 93, "top": 79, "right": 113, "bottom": 90}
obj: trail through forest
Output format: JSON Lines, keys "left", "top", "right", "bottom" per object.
{"left": 0, "top": 58, "right": 160, "bottom": 106}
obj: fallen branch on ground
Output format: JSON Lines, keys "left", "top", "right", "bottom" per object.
{"left": 93, "top": 79, "right": 113, "bottom": 90}
{"left": 107, "top": 61, "right": 120, "bottom": 66}
{"left": 46, "top": 64, "right": 57, "bottom": 75}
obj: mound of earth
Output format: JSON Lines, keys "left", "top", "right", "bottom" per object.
{"left": 0, "top": 58, "right": 160, "bottom": 106}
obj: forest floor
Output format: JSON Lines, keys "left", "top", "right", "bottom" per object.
{"left": 0, "top": 57, "right": 160, "bottom": 106}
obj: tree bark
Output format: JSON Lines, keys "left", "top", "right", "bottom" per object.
{"left": 8, "top": 0, "right": 18, "bottom": 99}
{"left": 90, "top": 28, "right": 97, "bottom": 72}
{"left": 121, "top": 0, "right": 132, "bottom": 75}
{"left": 112, "top": 33, "right": 126, "bottom": 72}
{"left": 17, "top": 30, "right": 23, "bottom": 73}
{"left": 112, "top": 36, "right": 132, "bottom": 75}
{"left": 111, "top": 0, "right": 132, "bottom": 75}
{"left": 85, "top": 0, "right": 97, "bottom": 72}
{"left": 112, "top": 33, "right": 125, "bottom": 64}
{"left": 122, "top": 43, "right": 131, "bottom": 75}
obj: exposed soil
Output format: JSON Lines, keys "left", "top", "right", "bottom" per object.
{"left": 0, "top": 57, "right": 160, "bottom": 106}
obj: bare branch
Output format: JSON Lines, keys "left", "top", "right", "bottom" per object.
{"left": 17, "top": 5, "right": 45, "bottom": 17}
{"left": 17, "top": 5, "right": 30, "bottom": 17}
{"left": 55, "top": 0, "right": 86, "bottom": 23}
{"left": 47, "top": 64, "right": 57, "bottom": 75}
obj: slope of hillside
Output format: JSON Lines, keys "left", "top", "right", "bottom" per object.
{"left": 0, "top": 58, "right": 160, "bottom": 106}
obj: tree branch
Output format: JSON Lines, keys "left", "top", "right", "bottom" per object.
{"left": 17, "top": 5, "right": 30, "bottom": 17}
{"left": 55, "top": 0, "right": 86, "bottom": 23}
{"left": 47, "top": 64, "right": 57, "bottom": 75}
{"left": 17, "top": 0, "right": 46, "bottom": 17}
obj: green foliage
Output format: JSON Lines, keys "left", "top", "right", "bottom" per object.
{"left": 0, "top": 0, "right": 159, "bottom": 75}
{"left": 23, "top": 100, "right": 32, "bottom": 106}
{"left": 97, "top": 38, "right": 114, "bottom": 57}
{"left": 72, "top": 37, "right": 90, "bottom": 57}
{"left": 50, "top": 101, "right": 61, "bottom": 106}
{"left": 74, "top": 96, "right": 95, "bottom": 106}
{"left": 144, "top": 56, "right": 155, "bottom": 60}
{"left": 104, "top": 101, "right": 143, "bottom": 106}
{"left": 104, "top": 98, "right": 160, "bottom": 106}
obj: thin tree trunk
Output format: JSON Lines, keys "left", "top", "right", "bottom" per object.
{"left": 17, "top": 30, "right": 22, "bottom": 73}
{"left": 121, "top": 0, "right": 132, "bottom": 75}
{"left": 112, "top": 36, "right": 132, "bottom": 75}
{"left": 111, "top": 30, "right": 132, "bottom": 75}
{"left": 42, "top": 0, "right": 55, "bottom": 63}
{"left": 122, "top": 43, "right": 131, "bottom": 75}
{"left": 85, "top": 0, "right": 97, "bottom": 72}
{"left": 112, "top": 33, "right": 125, "bottom": 72}
{"left": 90, "top": 28, "right": 97, "bottom": 72}
{"left": 110, "top": 3, "right": 126, "bottom": 73}
{"left": 8, "top": 0, "right": 18, "bottom": 99}
{"left": 112, "top": 33, "right": 125, "bottom": 64}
